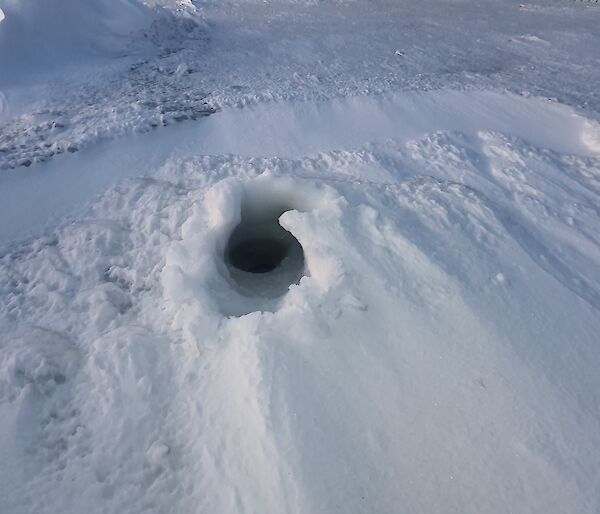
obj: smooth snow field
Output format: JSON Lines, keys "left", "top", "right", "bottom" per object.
{"left": 1, "top": 1, "right": 600, "bottom": 514}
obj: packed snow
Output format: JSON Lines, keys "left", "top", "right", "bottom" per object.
{"left": 1, "top": 1, "right": 600, "bottom": 513}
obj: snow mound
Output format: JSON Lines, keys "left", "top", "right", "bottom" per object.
{"left": 0, "top": 1, "right": 142, "bottom": 70}
{"left": 0, "top": 0, "right": 202, "bottom": 81}
{"left": 1, "top": 148, "right": 599, "bottom": 511}
{"left": 1, "top": 89, "right": 600, "bottom": 512}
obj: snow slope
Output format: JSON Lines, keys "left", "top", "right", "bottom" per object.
{"left": 0, "top": 0, "right": 152, "bottom": 77}
{"left": 1, "top": 1, "right": 600, "bottom": 514}
{"left": 2, "top": 0, "right": 600, "bottom": 170}
{"left": 1, "top": 88, "right": 600, "bottom": 513}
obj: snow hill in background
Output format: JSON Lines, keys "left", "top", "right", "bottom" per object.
{"left": 0, "top": 0, "right": 147, "bottom": 76}
{"left": 0, "top": 0, "right": 200, "bottom": 83}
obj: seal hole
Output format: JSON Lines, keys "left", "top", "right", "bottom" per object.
{"left": 224, "top": 212, "right": 305, "bottom": 298}
{"left": 228, "top": 237, "right": 289, "bottom": 273}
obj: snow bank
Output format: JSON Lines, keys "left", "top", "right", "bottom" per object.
{"left": 2, "top": 89, "right": 598, "bottom": 246}
{"left": 2, "top": 155, "right": 599, "bottom": 512}
{"left": 0, "top": 0, "right": 198, "bottom": 82}
{"left": 0, "top": 0, "right": 150, "bottom": 78}
{"left": 1, "top": 86, "right": 600, "bottom": 512}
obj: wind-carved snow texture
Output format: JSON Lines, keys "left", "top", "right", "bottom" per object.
{"left": 1, "top": 88, "right": 600, "bottom": 513}
{"left": 0, "top": 66, "right": 215, "bottom": 169}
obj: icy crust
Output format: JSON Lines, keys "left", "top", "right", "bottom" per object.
{"left": 1, "top": 142, "right": 600, "bottom": 512}
{"left": 0, "top": 64, "right": 214, "bottom": 170}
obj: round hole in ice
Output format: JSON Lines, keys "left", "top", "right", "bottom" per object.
{"left": 228, "top": 236, "right": 290, "bottom": 273}
{"left": 225, "top": 212, "right": 305, "bottom": 297}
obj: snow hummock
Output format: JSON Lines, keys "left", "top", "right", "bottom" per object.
{"left": 2, "top": 87, "right": 600, "bottom": 512}
{"left": 0, "top": 0, "right": 149, "bottom": 76}
{"left": 0, "top": 0, "right": 203, "bottom": 84}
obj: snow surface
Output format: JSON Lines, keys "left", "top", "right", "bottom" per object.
{"left": 0, "top": 0, "right": 151, "bottom": 76}
{"left": 1, "top": 1, "right": 600, "bottom": 513}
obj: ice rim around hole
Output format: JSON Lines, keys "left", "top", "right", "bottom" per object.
{"left": 162, "top": 174, "right": 343, "bottom": 320}
{"left": 224, "top": 201, "right": 306, "bottom": 300}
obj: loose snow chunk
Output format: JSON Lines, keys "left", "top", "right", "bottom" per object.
{"left": 146, "top": 441, "right": 170, "bottom": 466}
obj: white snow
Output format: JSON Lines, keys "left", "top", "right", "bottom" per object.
{"left": 1, "top": 1, "right": 600, "bottom": 513}
{"left": 0, "top": 0, "right": 148, "bottom": 77}
{"left": 1, "top": 89, "right": 598, "bottom": 245}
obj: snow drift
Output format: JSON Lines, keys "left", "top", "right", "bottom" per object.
{"left": 1, "top": 88, "right": 600, "bottom": 512}
{"left": 0, "top": 0, "right": 200, "bottom": 82}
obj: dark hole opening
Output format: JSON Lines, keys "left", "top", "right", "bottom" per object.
{"left": 222, "top": 204, "right": 306, "bottom": 305}
{"left": 228, "top": 238, "right": 289, "bottom": 274}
